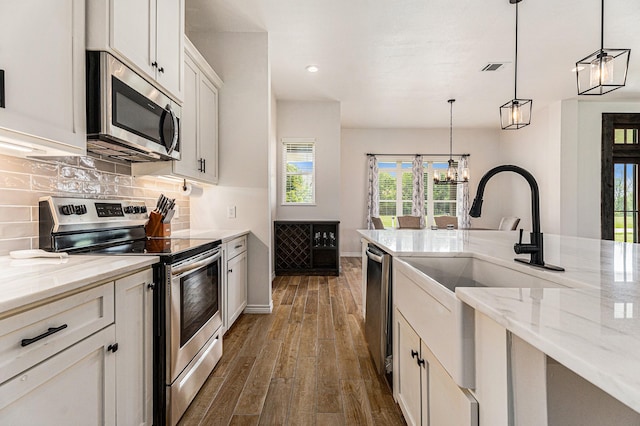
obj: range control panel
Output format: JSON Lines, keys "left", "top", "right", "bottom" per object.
{"left": 40, "top": 196, "right": 149, "bottom": 231}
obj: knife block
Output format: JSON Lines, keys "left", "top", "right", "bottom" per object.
{"left": 145, "top": 211, "right": 171, "bottom": 237}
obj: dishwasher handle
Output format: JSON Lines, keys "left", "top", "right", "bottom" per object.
{"left": 366, "top": 247, "right": 384, "bottom": 264}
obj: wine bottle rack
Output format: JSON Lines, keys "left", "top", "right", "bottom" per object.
{"left": 274, "top": 221, "right": 340, "bottom": 275}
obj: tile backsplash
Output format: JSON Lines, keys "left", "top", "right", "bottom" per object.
{"left": 0, "top": 153, "right": 190, "bottom": 255}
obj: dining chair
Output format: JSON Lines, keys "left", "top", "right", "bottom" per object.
{"left": 434, "top": 215, "right": 458, "bottom": 229}
{"left": 397, "top": 215, "right": 422, "bottom": 229}
{"left": 499, "top": 216, "right": 520, "bottom": 231}
{"left": 371, "top": 217, "right": 385, "bottom": 230}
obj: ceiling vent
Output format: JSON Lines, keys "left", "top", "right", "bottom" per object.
{"left": 481, "top": 62, "right": 507, "bottom": 72}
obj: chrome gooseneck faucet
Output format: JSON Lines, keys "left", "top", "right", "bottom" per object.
{"left": 469, "top": 165, "right": 564, "bottom": 271}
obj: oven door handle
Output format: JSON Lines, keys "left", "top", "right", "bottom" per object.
{"left": 171, "top": 251, "right": 221, "bottom": 277}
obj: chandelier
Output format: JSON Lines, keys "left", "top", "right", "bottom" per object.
{"left": 434, "top": 99, "right": 469, "bottom": 184}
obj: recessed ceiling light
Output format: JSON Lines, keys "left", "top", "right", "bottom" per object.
{"left": 306, "top": 65, "right": 319, "bottom": 73}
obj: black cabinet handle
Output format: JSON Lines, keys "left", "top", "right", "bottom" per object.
{"left": 107, "top": 343, "right": 119, "bottom": 353}
{"left": 158, "top": 67, "right": 164, "bottom": 73}
{"left": 418, "top": 358, "right": 426, "bottom": 368}
{"left": 411, "top": 349, "right": 418, "bottom": 359}
{"left": 151, "top": 61, "right": 158, "bottom": 68}
{"left": 21, "top": 324, "right": 68, "bottom": 347}
{"left": 228, "top": 268, "right": 233, "bottom": 273}
{"left": 147, "top": 283, "right": 155, "bottom": 290}
{"left": 0, "top": 69, "right": 5, "bottom": 108}
{"left": 202, "top": 158, "right": 206, "bottom": 173}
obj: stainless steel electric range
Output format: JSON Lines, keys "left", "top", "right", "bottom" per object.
{"left": 39, "top": 196, "right": 223, "bottom": 426}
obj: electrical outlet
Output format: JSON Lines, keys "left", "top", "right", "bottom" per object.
{"left": 227, "top": 206, "right": 236, "bottom": 219}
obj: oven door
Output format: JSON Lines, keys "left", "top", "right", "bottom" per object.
{"left": 168, "top": 248, "right": 222, "bottom": 383}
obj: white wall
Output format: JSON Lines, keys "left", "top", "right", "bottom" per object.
{"left": 340, "top": 128, "right": 502, "bottom": 255}
{"left": 497, "top": 102, "right": 563, "bottom": 234}
{"left": 187, "top": 31, "right": 273, "bottom": 312}
{"left": 276, "top": 100, "right": 341, "bottom": 221}
{"left": 499, "top": 100, "right": 640, "bottom": 239}
{"left": 571, "top": 100, "right": 640, "bottom": 238}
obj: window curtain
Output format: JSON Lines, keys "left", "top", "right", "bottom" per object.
{"left": 457, "top": 156, "right": 470, "bottom": 229}
{"left": 411, "top": 155, "right": 425, "bottom": 228}
{"left": 366, "top": 155, "right": 379, "bottom": 229}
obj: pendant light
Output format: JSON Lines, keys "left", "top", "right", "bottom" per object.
{"left": 434, "top": 99, "right": 469, "bottom": 184}
{"left": 576, "top": 0, "right": 631, "bottom": 95}
{"left": 499, "top": 0, "right": 532, "bottom": 130}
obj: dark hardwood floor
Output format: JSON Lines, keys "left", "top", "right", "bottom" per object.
{"left": 178, "top": 257, "right": 406, "bottom": 426}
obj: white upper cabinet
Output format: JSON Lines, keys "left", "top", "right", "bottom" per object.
{"left": 133, "top": 36, "right": 222, "bottom": 184}
{"left": 87, "top": 0, "right": 185, "bottom": 102}
{"left": 0, "top": 0, "right": 86, "bottom": 157}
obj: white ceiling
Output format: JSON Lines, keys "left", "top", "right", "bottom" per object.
{"left": 185, "top": 0, "right": 640, "bottom": 129}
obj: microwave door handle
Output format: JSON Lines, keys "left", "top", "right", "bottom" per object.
{"left": 160, "top": 105, "right": 179, "bottom": 155}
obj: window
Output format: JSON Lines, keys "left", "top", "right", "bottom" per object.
{"left": 378, "top": 160, "right": 457, "bottom": 227}
{"left": 282, "top": 140, "right": 315, "bottom": 204}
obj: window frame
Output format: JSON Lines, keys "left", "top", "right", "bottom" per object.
{"left": 377, "top": 158, "right": 458, "bottom": 227}
{"left": 282, "top": 138, "right": 316, "bottom": 206}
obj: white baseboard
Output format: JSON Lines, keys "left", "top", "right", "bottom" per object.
{"left": 341, "top": 252, "right": 361, "bottom": 257}
{"left": 244, "top": 303, "right": 273, "bottom": 314}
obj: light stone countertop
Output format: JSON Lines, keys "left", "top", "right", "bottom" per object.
{"left": 358, "top": 229, "right": 640, "bottom": 412}
{"left": 0, "top": 255, "right": 159, "bottom": 316}
{"left": 171, "top": 228, "right": 250, "bottom": 243}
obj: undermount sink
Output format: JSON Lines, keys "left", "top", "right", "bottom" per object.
{"left": 393, "top": 256, "right": 566, "bottom": 389}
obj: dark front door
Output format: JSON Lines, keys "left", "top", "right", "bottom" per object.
{"left": 602, "top": 113, "right": 640, "bottom": 242}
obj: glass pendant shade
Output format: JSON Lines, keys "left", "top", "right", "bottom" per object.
{"left": 500, "top": 98, "right": 532, "bottom": 130}
{"left": 460, "top": 165, "right": 470, "bottom": 181}
{"left": 447, "top": 160, "right": 457, "bottom": 181}
{"left": 577, "top": 48, "right": 631, "bottom": 95}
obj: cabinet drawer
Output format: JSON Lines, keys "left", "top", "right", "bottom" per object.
{"left": 227, "top": 235, "right": 247, "bottom": 259}
{"left": 0, "top": 283, "right": 115, "bottom": 384}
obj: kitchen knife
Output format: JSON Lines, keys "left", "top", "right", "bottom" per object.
{"left": 162, "top": 209, "right": 175, "bottom": 223}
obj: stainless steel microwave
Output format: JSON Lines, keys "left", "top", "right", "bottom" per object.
{"left": 86, "top": 51, "right": 181, "bottom": 162}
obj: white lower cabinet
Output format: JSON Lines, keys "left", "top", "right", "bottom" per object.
{"left": 395, "top": 309, "right": 478, "bottom": 426}
{"left": 114, "top": 268, "right": 154, "bottom": 426}
{"left": 0, "top": 267, "right": 154, "bottom": 425}
{"left": 224, "top": 236, "right": 248, "bottom": 331}
{"left": 0, "top": 325, "right": 116, "bottom": 425}
{"left": 396, "top": 311, "right": 423, "bottom": 426}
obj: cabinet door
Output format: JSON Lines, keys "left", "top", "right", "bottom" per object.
{"left": 115, "top": 269, "right": 154, "bottom": 426}
{"left": 395, "top": 311, "right": 422, "bottom": 426}
{"left": 155, "top": 0, "right": 184, "bottom": 100}
{"left": 423, "top": 340, "right": 478, "bottom": 426}
{"left": 198, "top": 73, "right": 219, "bottom": 183}
{"left": 173, "top": 54, "right": 200, "bottom": 180}
{"left": 227, "top": 251, "right": 247, "bottom": 329}
{"left": 0, "top": 0, "right": 85, "bottom": 156}
{"left": 0, "top": 325, "right": 116, "bottom": 425}
{"left": 111, "top": 0, "right": 155, "bottom": 79}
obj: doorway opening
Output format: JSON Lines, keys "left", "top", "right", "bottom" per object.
{"left": 601, "top": 113, "right": 640, "bottom": 242}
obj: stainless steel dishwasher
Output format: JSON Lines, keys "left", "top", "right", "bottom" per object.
{"left": 364, "top": 243, "right": 393, "bottom": 388}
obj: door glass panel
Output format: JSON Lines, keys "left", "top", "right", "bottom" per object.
{"left": 614, "top": 128, "right": 638, "bottom": 144}
{"left": 614, "top": 163, "right": 638, "bottom": 242}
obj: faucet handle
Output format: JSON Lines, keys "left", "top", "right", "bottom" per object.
{"left": 518, "top": 228, "right": 523, "bottom": 244}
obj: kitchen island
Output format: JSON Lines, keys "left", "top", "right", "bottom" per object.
{"left": 358, "top": 229, "right": 640, "bottom": 425}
